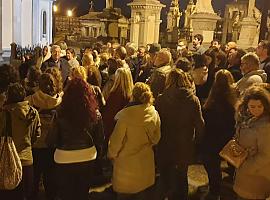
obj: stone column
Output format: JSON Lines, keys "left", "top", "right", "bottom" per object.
{"left": 237, "top": 0, "right": 259, "bottom": 49}
{"left": 0, "top": 0, "right": 3, "bottom": 62}
{"left": 247, "top": 0, "right": 256, "bottom": 17}
{"left": 138, "top": 16, "right": 150, "bottom": 46}
{"left": 190, "top": 0, "right": 220, "bottom": 44}
{"left": 190, "top": 13, "right": 220, "bottom": 44}
{"left": 128, "top": 0, "right": 165, "bottom": 47}
{"left": 154, "top": 12, "right": 162, "bottom": 43}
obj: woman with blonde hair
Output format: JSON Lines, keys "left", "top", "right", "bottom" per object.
{"left": 82, "top": 54, "right": 102, "bottom": 87}
{"left": 155, "top": 68, "right": 204, "bottom": 200}
{"left": 233, "top": 86, "right": 270, "bottom": 200}
{"left": 108, "top": 82, "right": 160, "bottom": 199}
{"left": 69, "top": 66, "right": 105, "bottom": 108}
{"left": 102, "top": 67, "right": 133, "bottom": 144}
{"left": 69, "top": 66, "right": 88, "bottom": 81}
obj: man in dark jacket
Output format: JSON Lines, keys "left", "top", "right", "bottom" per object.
{"left": 256, "top": 40, "right": 270, "bottom": 83}
{"left": 41, "top": 45, "right": 71, "bottom": 83}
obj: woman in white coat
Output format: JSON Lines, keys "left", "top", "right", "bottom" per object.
{"left": 108, "top": 82, "right": 161, "bottom": 200}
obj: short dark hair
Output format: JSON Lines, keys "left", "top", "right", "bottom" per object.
{"left": 211, "top": 39, "right": 220, "bottom": 45}
{"left": 194, "top": 34, "right": 204, "bottom": 44}
{"left": 7, "top": 83, "right": 26, "bottom": 104}
{"left": 0, "top": 64, "right": 19, "bottom": 93}
{"left": 66, "top": 47, "right": 76, "bottom": 56}
{"left": 260, "top": 40, "right": 270, "bottom": 56}
{"left": 175, "top": 57, "right": 192, "bottom": 72}
{"left": 39, "top": 73, "right": 57, "bottom": 96}
{"left": 192, "top": 53, "right": 207, "bottom": 68}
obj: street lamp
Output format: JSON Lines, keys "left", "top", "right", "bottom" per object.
{"left": 67, "top": 10, "right": 72, "bottom": 36}
{"left": 53, "top": 5, "right": 58, "bottom": 13}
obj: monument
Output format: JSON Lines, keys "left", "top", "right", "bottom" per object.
{"left": 128, "top": 0, "right": 165, "bottom": 47}
{"left": 166, "top": 0, "right": 182, "bottom": 44}
{"left": 79, "top": 0, "right": 129, "bottom": 44}
{"left": 184, "top": 0, "right": 196, "bottom": 31}
{"left": 237, "top": 0, "right": 261, "bottom": 49}
{"left": 167, "top": 0, "right": 181, "bottom": 32}
{"left": 189, "top": 0, "right": 221, "bottom": 44}
{"left": 106, "top": 0, "right": 113, "bottom": 8}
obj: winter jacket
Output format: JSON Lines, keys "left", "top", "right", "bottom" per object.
{"left": 41, "top": 57, "right": 71, "bottom": 83}
{"left": 260, "top": 56, "right": 270, "bottom": 83}
{"left": 235, "top": 70, "right": 267, "bottom": 96}
{"left": 25, "top": 90, "right": 62, "bottom": 148}
{"left": 101, "top": 88, "right": 130, "bottom": 140}
{"left": 46, "top": 110, "right": 104, "bottom": 155}
{"left": 0, "top": 101, "right": 41, "bottom": 166}
{"left": 149, "top": 65, "right": 172, "bottom": 99}
{"left": 233, "top": 116, "right": 270, "bottom": 199}
{"left": 155, "top": 87, "right": 204, "bottom": 166}
{"left": 108, "top": 103, "right": 160, "bottom": 193}
{"left": 201, "top": 105, "right": 235, "bottom": 155}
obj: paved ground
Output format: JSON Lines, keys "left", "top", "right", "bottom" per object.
{"left": 88, "top": 164, "right": 237, "bottom": 200}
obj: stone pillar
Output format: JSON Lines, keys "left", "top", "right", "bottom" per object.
{"left": 237, "top": 0, "right": 259, "bottom": 49}
{"left": 190, "top": 0, "right": 220, "bottom": 44}
{"left": 128, "top": 0, "right": 165, "bottom": 47}
{"left": 190, "top": 13, "right": 220, "bottom": 44}
{"left": 154, "top": 19, "right": 162, "bottom": 43}
{"left": 13, "top": 0, "right": 22, "bottom": 45}
{"left": 0, "top": 0, "right": 3, "bottom": 62}
{"left": 138, "top": 16, "right": 149, "bottom": 46}
{"left": 247, "top": 0, "right": 255, "bottom": 17}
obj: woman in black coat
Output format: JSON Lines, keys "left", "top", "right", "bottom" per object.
{"left": 155, "top": 68, "right": 204, "bottom": 200}
{"left": 201, "top": 69, "right": 237, "bottom": 200}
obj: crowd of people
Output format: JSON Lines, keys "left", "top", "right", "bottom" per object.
{"left": 0, "top": 35, "right": 270, "bottom": 200}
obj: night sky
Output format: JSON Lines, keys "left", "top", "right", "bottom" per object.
{"left": 56, "top": 0, "right": 264, "bottom": 20}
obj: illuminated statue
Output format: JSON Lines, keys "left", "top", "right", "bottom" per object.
{"left": 195, "top": 0, "right": 214, "bottom": 14}
{"left": 106, "top": 0, "right": 113, "bottom": 8}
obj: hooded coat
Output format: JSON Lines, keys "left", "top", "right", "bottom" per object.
{"left": 155, "top": 87, "right": 204, "bottom": 166}
{"left": 25, "top": 90, "right": 62, "bottom": 148}
{"left": 108, "top": 104, "right": 161, "bottom": 194}
{"left": 0, "top": 101, "right": 41, "bottom": 166}
{"left": 235, "top": 69, "right": 267, "bottom": 96}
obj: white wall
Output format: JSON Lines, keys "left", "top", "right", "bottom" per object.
{"left": 21, "top": 0, "right": 33, "bottom": 47}
{"left": 2, "top": 0, "right": 13, "bottom": 51}
{"left": 2, "top": 0, "right": 53, "bottom": 52}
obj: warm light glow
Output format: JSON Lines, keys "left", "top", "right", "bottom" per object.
{"left": 67, "top": 10, "right": 72, "bottom": 17}
{"left": 53, "top": 5, "right": 58, "bottom": 12}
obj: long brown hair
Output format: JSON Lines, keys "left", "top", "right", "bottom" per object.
{"left": 204, "top": 69, "right": 236, "bottom": 110}
{"left": 165, "top": 68, "right": 192, "bottom": 89}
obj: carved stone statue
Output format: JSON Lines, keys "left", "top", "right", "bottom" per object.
{"left": 195, "top": 0, "right": 214, "bottom": 14}
{"left": 106, "top": 0, "right": 113, "bottom": 8}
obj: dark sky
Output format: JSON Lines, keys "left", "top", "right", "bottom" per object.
{"left": 57, "top": 0, "right": 264, "bottom": 20}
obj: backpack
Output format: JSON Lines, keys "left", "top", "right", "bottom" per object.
{"left": 33, "top": 108, "right": 57, "bottom": 148}
{"left": 0, "top": 111, "right": 23, "bottom": 190}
